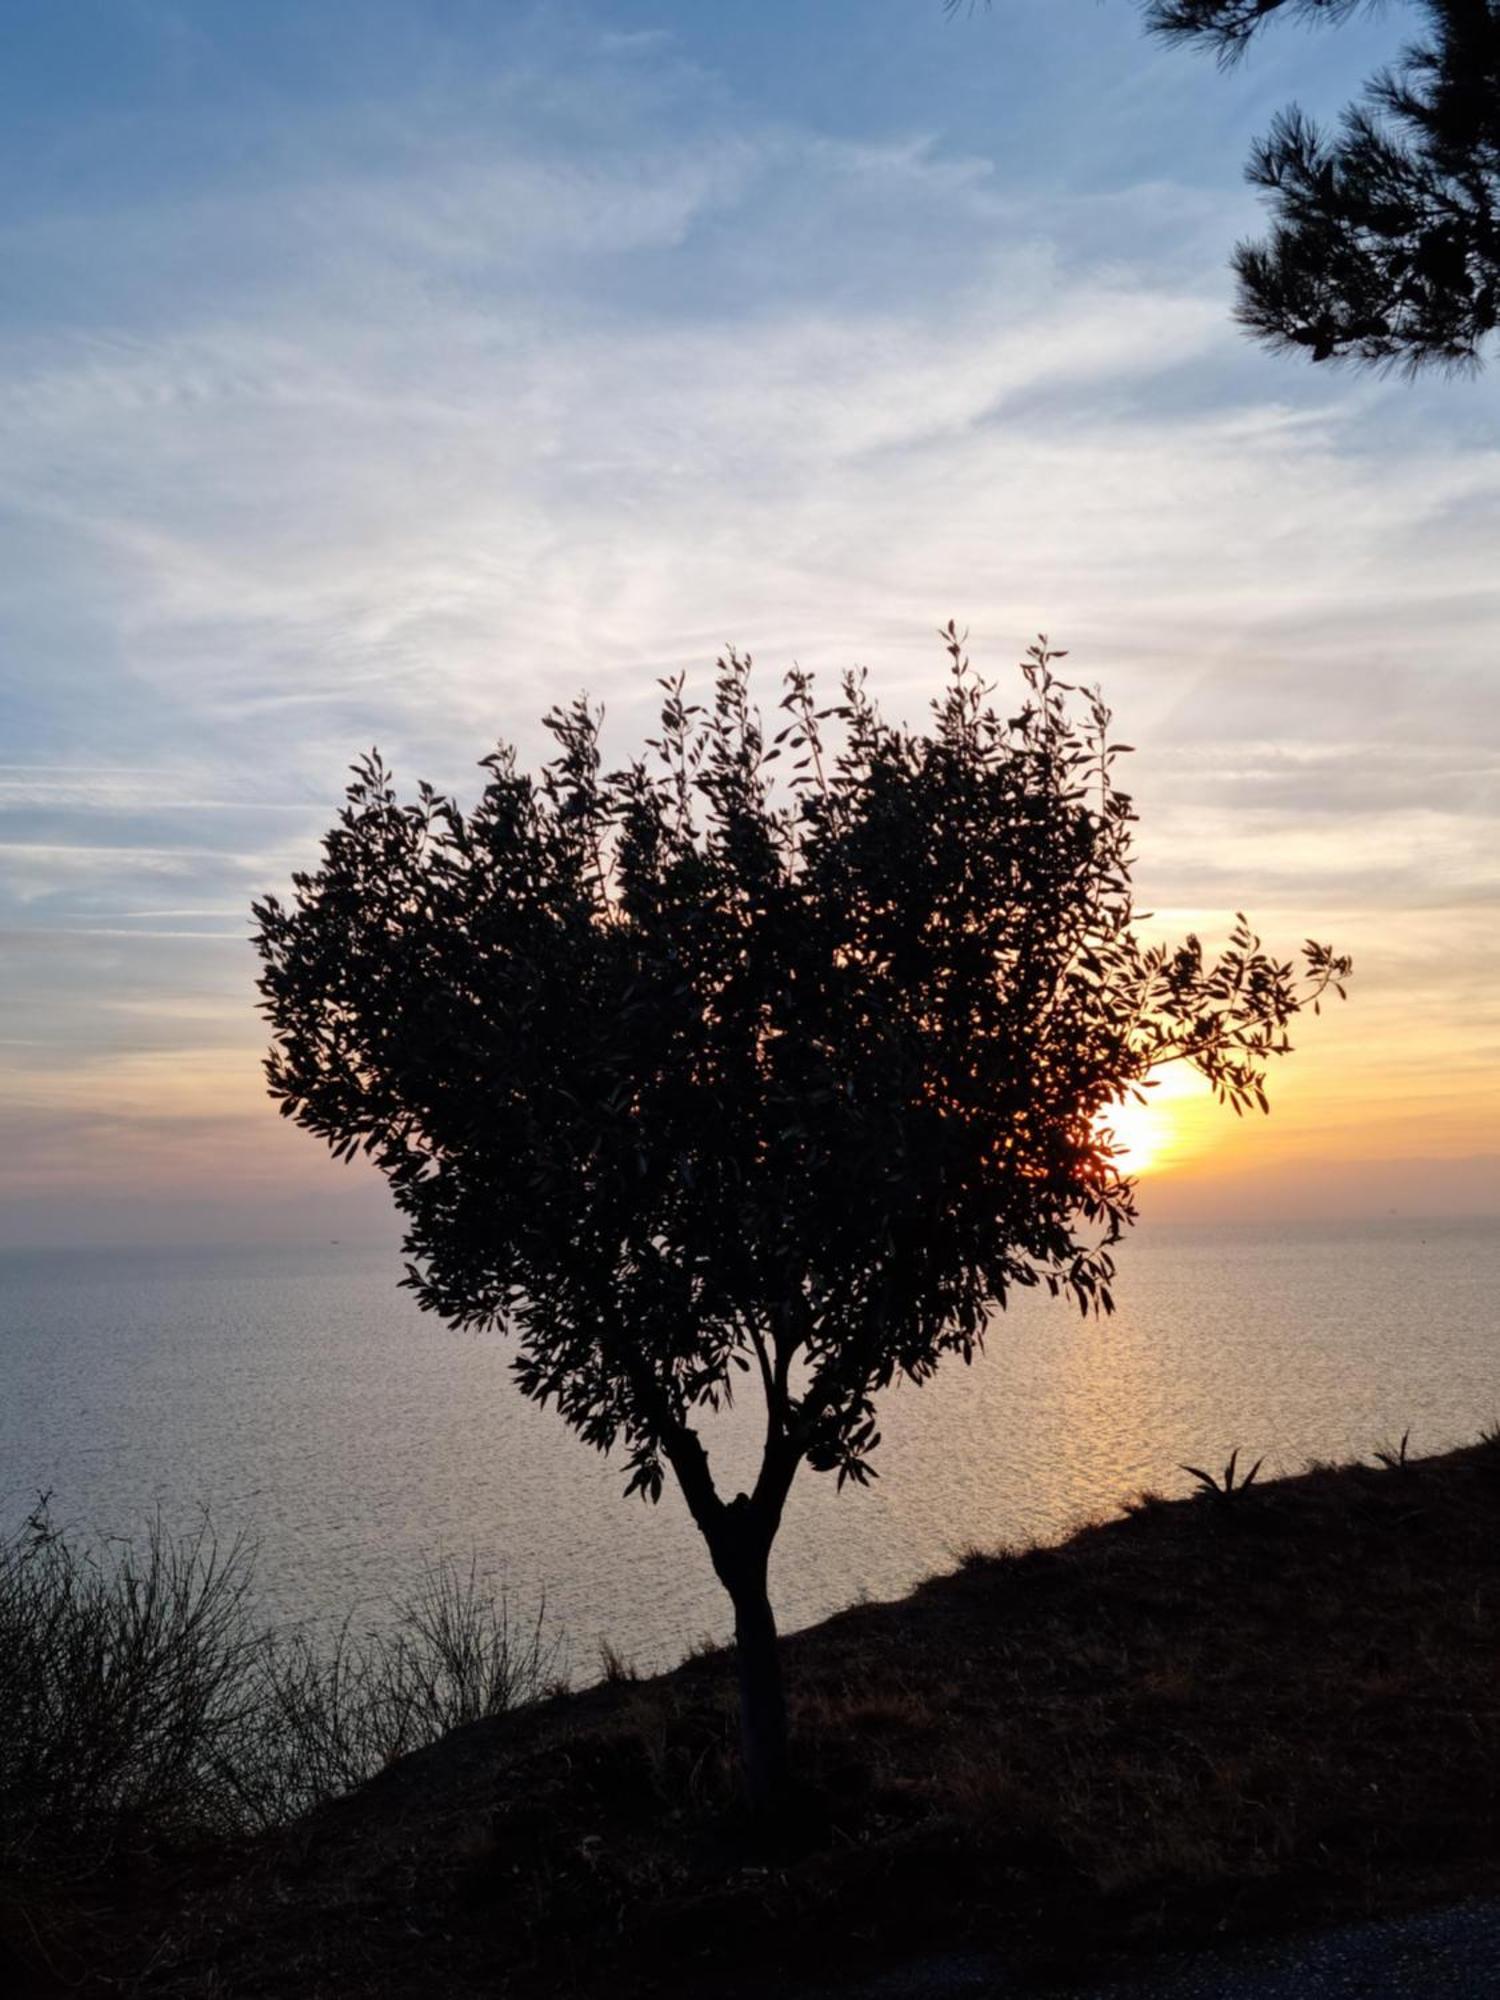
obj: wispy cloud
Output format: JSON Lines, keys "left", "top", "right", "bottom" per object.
{"left": 2, "top": 8, "right": 1496, "bottom": 1236}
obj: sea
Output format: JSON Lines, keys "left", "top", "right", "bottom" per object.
{"left": 0, "top": 1218, "right": 1494, "bottom": 1675}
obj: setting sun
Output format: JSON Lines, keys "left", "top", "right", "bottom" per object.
{"left": 1097, "top": 1071, "right": 1214, "bottom": 1176}
{"left": 1099, "top": 1092, "right": 1164, "bottom": 1174}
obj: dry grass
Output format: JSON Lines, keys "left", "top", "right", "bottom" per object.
{"left": 25, "top": 1434, "right": 1500, "bottom": 1997}
{"left": 0, "top": 1514, "right": 560, "bottom": 1996}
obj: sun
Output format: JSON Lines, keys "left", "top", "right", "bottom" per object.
{"left": 1095, "top": 1072, "right": 1212, "bottom": 1176}
{"left": 1098, "top": 1091, "right": 1165, "bottom": 1174}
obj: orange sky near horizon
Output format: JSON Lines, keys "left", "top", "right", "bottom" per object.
{"left": 3, "top": 885, "right": 1495, "bottom": 1251}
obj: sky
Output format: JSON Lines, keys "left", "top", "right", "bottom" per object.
{"left": 1, "top": 0, "right": 1496, "bottom": 1248}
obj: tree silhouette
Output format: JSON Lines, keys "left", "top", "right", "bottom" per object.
{"left": 252, "top": 632, "right": 1349, "bottom": 1809}
{"left": 957, "top": 2, "right": 1500, "bottom": 372}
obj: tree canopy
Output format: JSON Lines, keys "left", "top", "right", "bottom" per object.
{"left": 963, "top": 2, "right": 1500, "bottom": 372}
{"left": 252, "top": 633, "right": 1349, "bottom": 1804}
{"left": 1191, "top": 0, "right": 1500, "bottom": 370}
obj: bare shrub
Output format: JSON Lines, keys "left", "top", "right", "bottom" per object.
{"left": 0, "top": 1503, "right": 560, "bottom": 1880}
{"left": 241, "top": 1563, "right": 563, "bottom": 1822}
{"left": 0, "top": 1500, "right": 259, "bottom": 1877}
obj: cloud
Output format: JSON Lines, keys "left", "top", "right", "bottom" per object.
{"left": 2, "top": 20, "right": 1496, "bottom": 1235}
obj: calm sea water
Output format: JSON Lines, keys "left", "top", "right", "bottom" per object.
{"left": 0, "top": 1219, "right": 1494, "bottom": 1673}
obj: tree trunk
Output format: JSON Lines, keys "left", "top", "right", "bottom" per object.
{"left": 724, "top": 1552, "right": 789, "bottom": 1816}
{"left": 666, "top": 1430, "right": 798, "bottom": 1816}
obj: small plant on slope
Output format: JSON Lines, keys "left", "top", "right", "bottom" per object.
{"left": 1182, "top": 1446, "right": 1265, "bottom": 1502}
{"left": 1374, "top": 1428, "right": 1414, "bottom": 1473}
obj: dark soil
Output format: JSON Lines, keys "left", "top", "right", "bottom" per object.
{"left": 16, "top": 1438, "right": 1500, "bottom": 1997}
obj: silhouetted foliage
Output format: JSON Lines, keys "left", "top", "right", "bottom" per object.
{"left": 0, "top": 1501, "right": 259, "bottom": 1879}
{"left": 1224, "top": 3, "right": 1500, "bottom": 369}
{"left": 0, "top": 1500, "right": 559, "bottom": 1890}
{"left": 1181, "top": 1445, "right": 1265, "bottom": 1501}
{"left": 1140, "top": 0, "right": 1385, "bottom": 59}
{"left": 955, "top": 2, "right": 1500, "bottom": 372}
{"left": 252, "top": 631, "right": 1349, "bottom": 1807}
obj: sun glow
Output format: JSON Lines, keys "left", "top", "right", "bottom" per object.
{"left": 1099, "top": 1092, "right": 1165, "bottom": 1174}
{"left": 1097, "top": 1071, "right": 1214, "bottom": 1176}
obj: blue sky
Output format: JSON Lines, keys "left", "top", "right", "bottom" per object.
{"left": 2, "top": 0, "right": 1497, "bottom": 1244}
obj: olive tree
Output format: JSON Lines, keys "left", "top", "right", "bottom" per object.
{"left": 252, "top": 632, "right": 1348, "bottom": 1810}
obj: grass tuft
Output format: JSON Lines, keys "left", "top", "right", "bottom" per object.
{"left": 0, "top": 1501, "right": 560, "bottom": 1903}
{"left": 596, "top": 1638, "right": 637, "bottom": 1686}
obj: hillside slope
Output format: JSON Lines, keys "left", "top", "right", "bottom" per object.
{"left": 61, "top": 1438, "right": 1500, "bottom": 1996}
